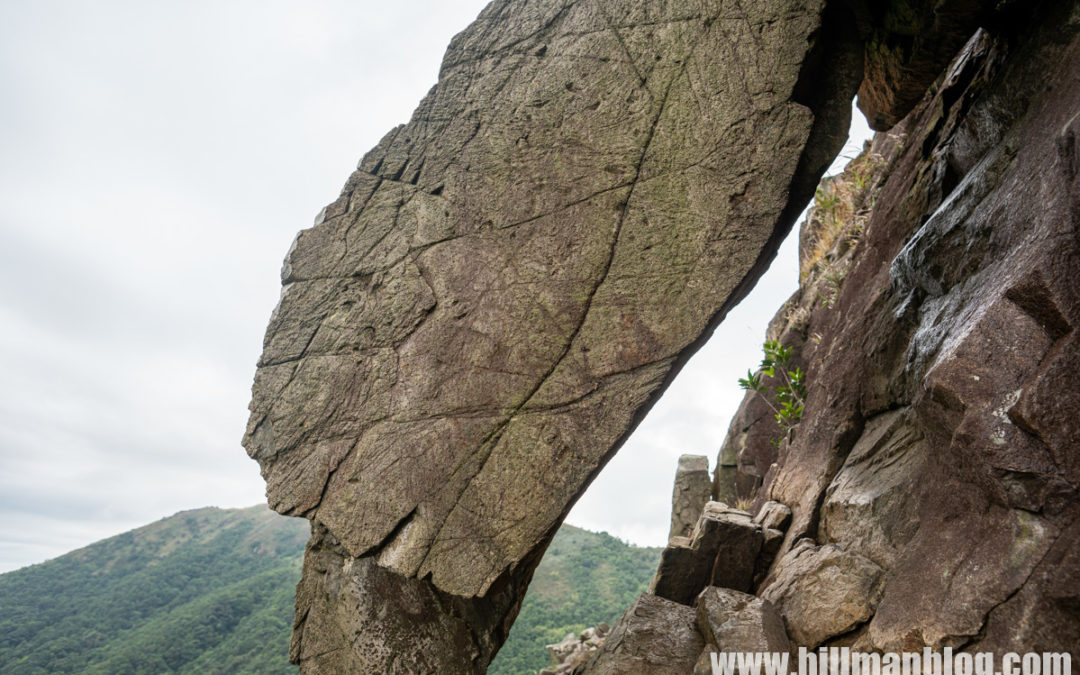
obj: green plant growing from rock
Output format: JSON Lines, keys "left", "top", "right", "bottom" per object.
{"left": 738, "top": 340, "right": 807, "bottom": 445}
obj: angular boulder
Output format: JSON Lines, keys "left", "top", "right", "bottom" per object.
{"left": 696, "top": 587, "right": 791, "bottom": 655}
{"left": 579, "top": 593, "right": 705, "bottom": 675}
{"left": 651, "top": 502, "right": 764, "bottom": 604}
{"left": 545, "top": 624, "right": 608, "bottom": 674}
{"left": 244, "top": 0, "right": 861, "bottom": 669}
{"left": 754, "top": 501, "right": 792, "bottom": 532}
{"left": 670, "top": 455, "right": 713, "bottom": 539}
{"left": 760, "top": 540, "right": 884, "bottom": 647}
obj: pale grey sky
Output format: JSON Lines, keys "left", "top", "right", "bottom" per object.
{"left": 0, "top": 0, "right": 870, "bottom": 572}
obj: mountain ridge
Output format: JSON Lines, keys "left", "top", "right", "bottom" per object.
{"left": 0, "top": 505, "right": 659, "bottom": 674}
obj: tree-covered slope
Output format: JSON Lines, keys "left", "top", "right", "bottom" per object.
{"left": 489, "top": 525, "right": 662, "bottom": 674}
{"left": 0, "top": 507, "right": 660, "bottom": 674}
{"left": 0, "top": 505, "right": 308, "bottom": 675}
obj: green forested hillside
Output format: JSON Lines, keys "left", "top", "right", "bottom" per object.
{"left": 0, "top": 507, "right": 659, "bottom": 674}
{"left": 0, "top": 506, "right": 307, "bottom": 675}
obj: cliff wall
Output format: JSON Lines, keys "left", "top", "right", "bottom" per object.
{"left": 740, "top": 1, "right": 1080, "bottom": 650}
{"left": 585, "top": 3, "right": 1079, "bottom": 668}
{"left": 242, "top": 0, "right": 1078, "bottom": 669}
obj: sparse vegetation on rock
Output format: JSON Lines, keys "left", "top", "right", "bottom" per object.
{"left": 738, "top": 340, "right": 807, "bottom": 445}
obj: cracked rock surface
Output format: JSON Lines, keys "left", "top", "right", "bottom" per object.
{"left": 717, "top": 0, "right": 1080, "bottom": 655}
{"left": 244, "top": 0, "right": 858, "bottom": 670}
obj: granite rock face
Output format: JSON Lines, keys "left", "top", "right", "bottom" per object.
{"left": 760, "top": 540, "right": 884, "bottom": 647}
{"left": 244, "top": 0, "right": 1080, "bottom": 666}
{"left": 290, "top": 524, "right": 523, "bottom": 672}
{"left": 580, "top": 587, "right": 793, "bottom": 675}
{"left": 718, "top": 0, "right": 1080, "bottom": 655}
{"left": 245, "top": 0, "right": 860, "bottom": 669}
{"left": 850, "top": 0, "right": 999, "bottom": 130}
{"left": 579, "top": 593, "right": 706, "bottom": 675}
{"left": 696, "top": 587, "right": 791, "bottom": 656}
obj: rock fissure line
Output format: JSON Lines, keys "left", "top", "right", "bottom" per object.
{"left": 408, "top": 30, "right": 697, "bottom": 580}
{"left": 243, "top": 0, "right": 1080, "bottom": 668}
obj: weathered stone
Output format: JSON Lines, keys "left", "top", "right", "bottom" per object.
{"left": 249, "top": 0, "right": 851, "bottom": 597}
{"left": 578, "top": 593, "right": 705, "bottom": 675}
{"left": 245, "top": 0, "right": 862, "bottom": 667}
{"left": 696, "top": 587, "right": 791, "bottom": 657}
{"left": 695, "top": 647, "right": 719, "bottom": 675}
{"left": 547, "top": 632, "right": 580, "bottom": 665}
{"left": 713, "top": 441, "right": 740, "bottom": 506}
{"left": 761, "top": 540, "right": 884, "bottom": 647}
{"left": 754, "top": 501, "right": 792, "bottom": 532}
{"left": 290, "top": 526, "right": 524, "bottom": 673}
{"left": 714, "top": 305, "right": 808, "bottom": 497}
{"left": 546, "top": 626, "right": 607, "bottom": 673}
{"left": 697, "top": 504, "right": 764, "bottom": 594}
{"left": 580, "top": 0, "right": 1080, "bottom": 662}
{"left": 853, "top": 0, "right": 998, "bottom": 130}
{"left": 670, "top": 455, "right": 712, "bottom": 540}
{"left": 970, "top": 517, "right": 1080, "bottom": 654}
{"left": 754, "top": 527, "right": 785, "bottom": 587}
{"left": 713, "top": 133, "right": 901, "bottom": 513}
{"left": 819, "top": 409, "right": 924, "bottom": 569}
{"left": 649, "top": 537, "right": 710, "bottom": 607}
{"left": 240, "top": 0, "right": 1080, "bottom": 664}
{"left": 651, "top": 502, "right": 763, "bottom": 604}
{"left": 759, "top": 0, "right": 1080, "bottom": 654}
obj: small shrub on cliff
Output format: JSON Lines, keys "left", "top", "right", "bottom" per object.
{"left": 799, "top": 147, "right": 883, "bottom": 281}
{"left": 738, "top": 340, "right": 806, "bottom": 444}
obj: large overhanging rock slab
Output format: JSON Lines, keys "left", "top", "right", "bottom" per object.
{"left": 851, "top": 0, "right": 998, "bottom": 130}
{"left": 244, "top": 0, "right": 859, "bottom": 669}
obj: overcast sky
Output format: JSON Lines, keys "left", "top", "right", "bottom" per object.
{"left": 0, "top": 1, "right": 870, "bottom": 573}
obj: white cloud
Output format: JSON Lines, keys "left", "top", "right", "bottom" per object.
{"left": 0, "top": 0, "right": 491, "bottom": 572}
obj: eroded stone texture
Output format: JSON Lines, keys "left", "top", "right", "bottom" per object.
{"left": 712, "top": 132, "right": 902, "bottom": 513}
{"left": 747, "top": 0, "right": 1080, "bottom": 654}
{"left": 669, "top": 454, "right": 712, "bottom": 539}
{"left": 246, "top": 0, "right": 861, "bottom": 669}
{"left": 761, "top": 540, "right": 884, "bottom": 647}
{"left": 696, "top": 587, "right": 792, "bottom": 655}
{"left": 754, "top": 500, "right": 792, "bottom": 532}
{"left": 249, "top": 0, "right": 855, "bottom": 596}
{"left": 850, "top": 0, "right": 998, "bottom": 130}
{"left": 579, "top": 593, "right": 705, "bottom": 675}
{"left": 819, "top": 409, "right": 924, "bottom": 569}
{"left": 651, "top": 502, "right": 764, "bottom": 604}
{"left": 577, "top": 0, "right": 1079, "bottom": 661}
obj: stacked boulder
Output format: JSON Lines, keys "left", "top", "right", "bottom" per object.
{"left": 579, "top": 454, "right": 796, "bottom": 674}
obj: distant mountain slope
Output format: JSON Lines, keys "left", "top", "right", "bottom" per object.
{"left": 0, "top": 507, "right": 660, "bottom": 674}
{"left": 0, "top": 506, "right": 307, "bottom": 675}
{"left": 490, "top": 525, "right": 662, "bottom": 675}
